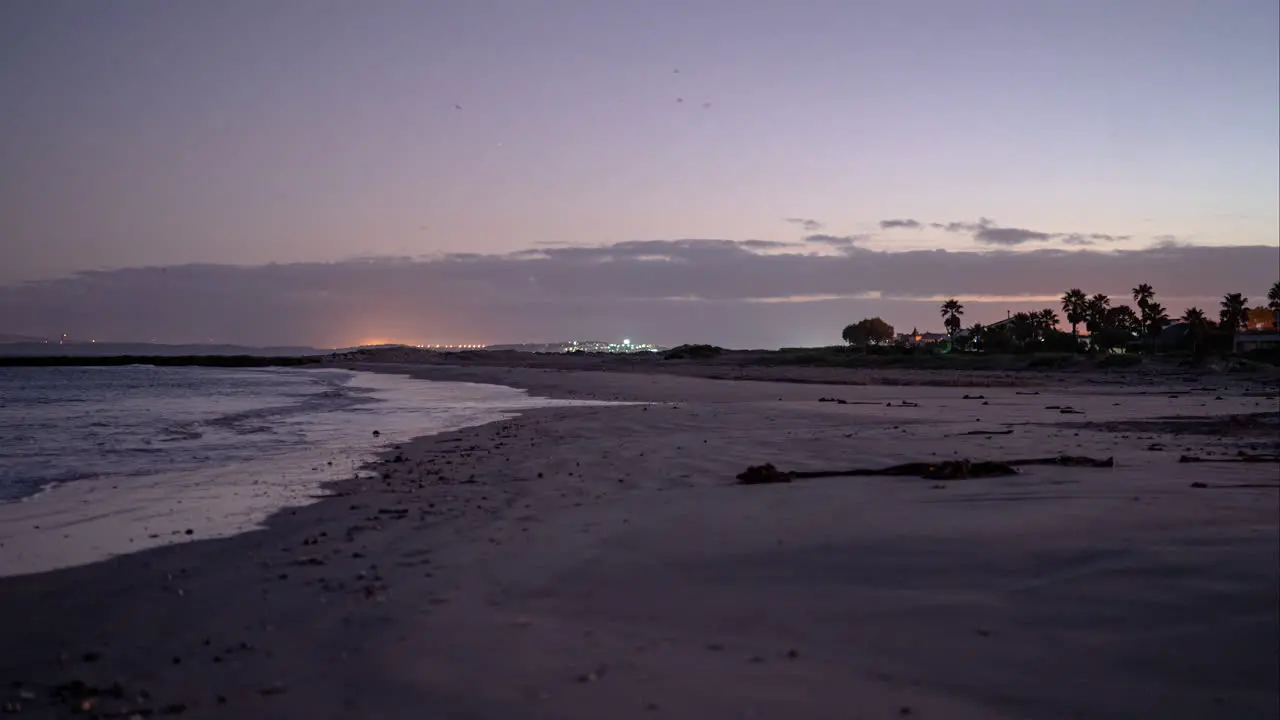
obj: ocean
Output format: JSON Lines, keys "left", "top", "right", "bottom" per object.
{"left": 0, "top": 365, "right": 606, "bottom": 576}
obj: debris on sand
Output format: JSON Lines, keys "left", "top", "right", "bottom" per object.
{"left": 1178, "top": 453, "right": 1280, "bottom": 464}
{"left": 1073, "top": 411, "right": 1279, "bottom": 437}
{"left": 818, "top": 397, "right": 880, "bottom": 405}
{"left": 736, "top": 464, "right": 793, "bottom": 484}
{"left": 737, "top": 455, "right": 1114, "bottom": 484}
{"left": 962, "top": 394, "right": 986, "bottom": 400}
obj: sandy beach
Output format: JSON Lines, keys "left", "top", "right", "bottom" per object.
{"left": 1, "top": 361, "right": 1277, "bottom": 719}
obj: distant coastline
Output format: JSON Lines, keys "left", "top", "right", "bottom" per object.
{"left": 0, "top": 354, "right": 322, "bottom": 368}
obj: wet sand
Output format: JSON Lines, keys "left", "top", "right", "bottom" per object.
{"left": 1, "top": 366, "right": 1277, "bottom": 719}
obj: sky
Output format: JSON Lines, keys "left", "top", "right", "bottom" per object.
{"left": 1, "top": 0, "right": 1277, "bottom": 348}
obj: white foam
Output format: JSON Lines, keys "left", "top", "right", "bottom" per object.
{"left": 0, "top": 371, "right": 614, "bottom": 577}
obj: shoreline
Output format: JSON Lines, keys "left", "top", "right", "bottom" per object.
{"left": 1, "top": 365, "right": 1276, "bottom": 718}
{"left": 0, "top": 367, "right": 615, "bottom": 578}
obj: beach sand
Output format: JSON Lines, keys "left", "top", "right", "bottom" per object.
{"left": 1, "top": 364, "right": 1276, "bottom": 719}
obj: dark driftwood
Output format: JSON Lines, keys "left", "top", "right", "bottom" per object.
{"left": 736, "top": 455, "right": 1115, "bottom": 485}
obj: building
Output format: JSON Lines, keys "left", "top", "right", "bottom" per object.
{"left": 1234, "top": 331, "right": 1280, "bottom": 353}
{"left": 895, "top": 330, "right": 948, "bottom": 347}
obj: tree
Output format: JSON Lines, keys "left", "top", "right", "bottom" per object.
{"left": 1061, "top": 289, "right": 1088, "bottom": 336}
{"left": 1143, "top": 301, "right": 1169, "bottom": 353}
{"left": 982, "top": 323, "right": 1014, "bottom": 353}
{"left": 1182, "top": 307, "right": 1211, "bottom": 358}
{"left": 1006, "top": 309, "right": 1061, "bottom": 347}
{"left": 1132, "top": 283, "right": 1154, "bottom": 311}
{"left": 1009, "top": 312, "right": 1036, "bottom": 345}
{"left": 940, "top": 299, "right": 964, "bottom": 337}
{"left": 841, "top": 323, "right": 863, "bottom": 346}
{"left": 1092, "top": 304, "right": 1140, "bottom": 353}
{"left": 1131, "top": 284, "right": 1161, "bottom": 353}
{"left": 1034, "top": 309, "right": 1060, "bottom": 336}
{"left": 860, "top": 317, "right": 895, "bottom": 345}
{"left": 1269, "top": 281, "right": 1280, "bottom": 327}
{"left": 1219, "top": 293, "right": 1249, "bottom": 333}
{"left": 842, "top": 317, "right": 894, "bottom": 348}
{"left": 1084, "top": 294, "right": 1111, "bottom": 337}
{"left": 969, "top": 323, "right": 985, "bottom": 350}
{"left": 1107, "top": 305, "right": 1141, "bottom": 333}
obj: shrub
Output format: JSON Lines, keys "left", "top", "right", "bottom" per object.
{"left": 662, "top": 344, "right": 723, "bottom": 360}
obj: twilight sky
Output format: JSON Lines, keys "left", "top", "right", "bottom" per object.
{"left": 1, "top": 0, "right": 1277, "bottom": 348}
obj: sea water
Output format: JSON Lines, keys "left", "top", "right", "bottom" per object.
{"left": 0, "top": 366, "right": 607, "bottom": 576}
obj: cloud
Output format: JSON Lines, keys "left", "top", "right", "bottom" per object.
{"left": 878, "top": 219, "right": 923, "bottom": 230}
{"left": 1150, "top": 234, "right": 1185, "bottom": 249}
{"left": 1, "top": 239, "right": 1273, "bottom": 349}
{"left": 926, "top": 218, "right": 993, "bottom": 233}
{"left": 738, "top": 239, "right": 797, "bottom": 250}
{"left": 916, "top": 218, "right": 1132, "bottom": 247}
{"left": 784, "top": 217, "right": 824, "bottom": 232}
{"left": 802, "top": 234, "right": 866, "bottom": 248}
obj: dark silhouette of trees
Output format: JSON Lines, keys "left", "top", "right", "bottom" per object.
{"left": 1085, "top": 294, "right": 1111, "bottom": 335}
{"left": 940, "top": 299, "right": 964, "bottom": 337}
{"left": 1128, "top": 284, "right": 1164, "bottom": 354}
{"left": 981, "top": 322, "right": 1014, "bottom": 353}
{"left": 1088, "top": 304, "right": 1140, "bottom": 353}
{"left": 1181, "top": 307, "right": 1211, "bottom": 358}
{"left": 1219, "top": 293, "right": 1249, "bottom": 332}
{"left": 969, "top": 323, "right": 985, "bottom": 349}
{"left": 1009, "top": 313, "right": 1036, "bottom": 345}
{"left": 1131, "top": 283, "right": 1154, "bottom": 311}
{"left": 1034, "top": 309, "right": 1059, "bottom": 335}
{"left": 1061, "top": 289, "right": 1087, "bottom": 336}
{"left": 842, "top": 317, "right": 895, "bottom": 348}
{"left": 1268, "top": 281, "right": 1280, "bottom": 327}
{"left": 1143, "top": 301, "right": 1169, "bottom": 353}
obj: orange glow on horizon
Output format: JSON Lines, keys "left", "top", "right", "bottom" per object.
{"left": 349, "top": 337, "right": 487, "bottom": 349}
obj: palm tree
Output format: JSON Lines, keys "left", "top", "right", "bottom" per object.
{"left": 1009, "top": 312, "right": 1036, "bottom": 345}
{"left": 1061, "top": 289, "right": 1087, "bottom": 336}
{"left": 1144, "top": 301, "right": 1168, "bottom": 353}
{"left": 1219, "top": 293, "right": 1249, "bottom": 333}
{"left": 1027, "top": 309, "right": 1059, "bottom": 344}
{"left": 1131, "top": 284, "right": 1158, "bottom": 353}
{"left": 940, "top": 299, "right": 964, "bottom": 337}
{"left": 1085, "top": 293, "right": 1111, "bottom": 335}
{"left": 1268, "top": 280, "right": 1280, "bottom": 328}
{"left": 1132, "top": 283, "right": 1154, "bottom": 312}
{"left": 1182, "top": 307, "right": 1210, "bottom": 357}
